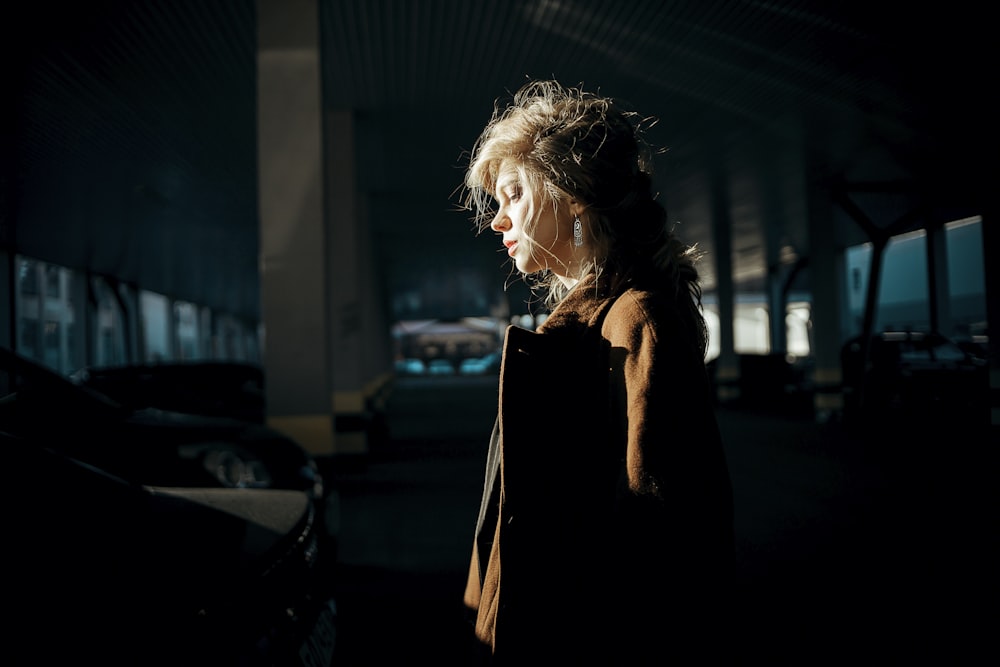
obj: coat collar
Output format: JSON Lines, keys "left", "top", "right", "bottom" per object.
{"left": 536, "top": 273, "right": 618, "bottom": 337}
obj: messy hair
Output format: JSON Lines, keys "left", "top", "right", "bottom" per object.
{"left": 461, "top": 79, "right": 706, "bottom": 350}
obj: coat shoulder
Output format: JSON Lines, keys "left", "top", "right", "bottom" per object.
{"left": 602, "top": 286, "right": 671, "bottom": 341}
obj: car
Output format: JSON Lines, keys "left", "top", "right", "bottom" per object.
{"left": 394, "top": 358, "right": 426, "bottom": 375}
{"left": 458, "top": 350, "right": 502, "bottom": 376}
{"left": 426, "top": 359, "right": 456, "bottom": 375}
{"left": 841, "top": 330, "right": 989, "bottom": 426}
{"left": 5, "top": 429, "right": 337, "bottom": 665}
{"left": 0, "top": 345, "right": 341, "bottom": 663}
{"left": 1, "top": 346, "right": 325, "bottom": 503}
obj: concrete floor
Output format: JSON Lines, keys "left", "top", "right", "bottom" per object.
{"left": 324, "top": 375, "right": 996, "bottom": 665}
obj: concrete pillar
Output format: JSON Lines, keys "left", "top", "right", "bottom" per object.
{"left": 803, "top": 151, "right": 844, "bottom": 422}
{"left": 759, "top": 145, "right": 788, "bottom": 355}
{"left": 709, "top": 155, "right": 738, "bottom": 403}
{"left": 257, "top": 0, "right": 390, "bottom": 456}
{"left": 257, "top": 0, "right": 337, "bottom": 455}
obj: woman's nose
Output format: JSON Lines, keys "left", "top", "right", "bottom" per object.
{"left": 490, "top": 211, "right": 510, "bottom": 232}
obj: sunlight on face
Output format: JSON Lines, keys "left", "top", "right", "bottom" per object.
{"left": 490, "top": 163, "right": 575, "bottom": 280}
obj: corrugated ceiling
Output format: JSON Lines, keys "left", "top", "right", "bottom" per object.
{"left": 3, "top": 0, "right": 993, "bottom": 319}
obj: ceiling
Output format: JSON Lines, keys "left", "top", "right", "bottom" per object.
{"left": 4, "top": 0, "right": 993, "bottom": 321}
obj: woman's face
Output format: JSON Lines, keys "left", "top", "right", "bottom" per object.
{"left": 490, "top": 165, "right": 577, "bottom": 280}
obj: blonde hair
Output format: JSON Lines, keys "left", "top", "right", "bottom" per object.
{"left": 461, "top": 80, "right": 707, "bottom": 351}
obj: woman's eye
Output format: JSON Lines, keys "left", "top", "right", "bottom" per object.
{"left": 510, "top": 186, "right": 522, "bottom": 202}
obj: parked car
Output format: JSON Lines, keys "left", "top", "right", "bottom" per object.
{"left": 0, "top": 345, "right": 340, "bottom": 663}
{"left": 5, "top": 429, "right": 337, "bottom": 665}
{"left": 426, "top": 358, "right": 456, "bottom": 375}
{"left": 394, "top": 357, "right": 426, "bottom": 375}
{"left": 1, "top": 346, "right": 324, "bottom": 501}
{"left": 841, "top": 330, "right": 989, "bottom": 426}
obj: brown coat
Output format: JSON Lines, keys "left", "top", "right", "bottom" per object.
{"left": 464, "top": 274, "right": 735, "bottom": 664}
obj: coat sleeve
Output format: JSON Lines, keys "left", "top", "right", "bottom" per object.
{"left": 602, "top": 290, "right": 735, "bottom": 648}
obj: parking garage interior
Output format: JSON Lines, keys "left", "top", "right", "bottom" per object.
{"left": 2, "top": 1, "right": 997, "bottom": 665}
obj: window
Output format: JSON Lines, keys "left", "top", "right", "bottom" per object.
{"left": 845, "top": 216, "right": 985, "bottom": 341}
{"left": 174, "top": 300, "right": 203, "bottom": 360}
{"left": 734, "top": 302, "right": 770, "bottom": 355}
{"left": 878, "top": 230, "right": 929, "bottom": 332}
{"left": 15, "top": 255, "right": 83, "bottom": 373}
{"left": 140, "top": 290, "right": 171, "bottom": 362}
{"left": 945, "top": 216, "right": 986, "bottom": 340}
{"left": 786, "top": 302, "right": 811, "bottom": 358}
{"left": 93, "top": 276, "right": 128, "bottom": 366}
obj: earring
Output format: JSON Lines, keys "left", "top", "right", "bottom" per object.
{"left": 573, "top": 214, "right": 584, "bottom": 247}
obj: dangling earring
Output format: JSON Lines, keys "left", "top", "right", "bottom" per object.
{"left": 573, "top": 214, "right": 584, "bottom": 247}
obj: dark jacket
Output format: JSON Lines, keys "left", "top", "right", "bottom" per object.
{"left": 464, "top": 273, "right": 735, "bottom": 664}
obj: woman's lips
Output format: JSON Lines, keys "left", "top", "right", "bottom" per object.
{"left": 504, "top": 240, "right": 517, "bottom": 256}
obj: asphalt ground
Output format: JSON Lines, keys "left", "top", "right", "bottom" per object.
{"left": 322, "top": 375, "right": 996, "bottom": 666}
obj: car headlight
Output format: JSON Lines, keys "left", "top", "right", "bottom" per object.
{"left": 200, "top": 448, "right": 273, "bottom": 489}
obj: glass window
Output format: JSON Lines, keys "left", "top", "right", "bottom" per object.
{"left": 704, "top": 295, "right": 809, "bottom": 360}
{"left": 846, "top": 217, "right": 985, "bottom": 342}
{"left": 43, "top": 320, "right": 61, "bottom": 369}
{"left": 93, "top": 276, "right": 128, "bottom": 367}
{"left": 45, "top": 264, "right": 61, "bottom": 298}
{"left": 174, "top": 300, "right": 201, "bottom": 360}
{"left": 786, "top": 302, "right": 811, "bottom": 358}
{"left": 878, "top": 229, "right": 929, "bottom": 332}
{"left": 845, "top": 230, "right": 931, "bottom": 336}
{"left": 19, "top": 257, "right": 39, "bottom": 295}
{"left": 945, "top": 216, "right": 986, "bottom": 340}
{"left": 215, "top": 313, "right": 250, "bottom": 361}
{"left": 16, "top": 258, "right": 42, "bottom": 359}
{"left": 19, "top": 318, "right": 39, "bottom": 360}
{"left": 140, "top": 290, "right": 171, "bottom": 362}
{"left": 15, "top": 255, "right": 83, "bottom": 373}
{"left": 734, "top": 299, "right": 770, "bottom": 355}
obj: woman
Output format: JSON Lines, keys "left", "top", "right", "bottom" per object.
{"left": 459, "top": 80, "right": 735, "bottom": 664}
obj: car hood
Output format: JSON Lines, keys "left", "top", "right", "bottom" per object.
{"left": 9, "top": 435, "right": 316, "bottom": 602}
{"left": 149, "top": 485, "right": 313, "bottom": 563}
